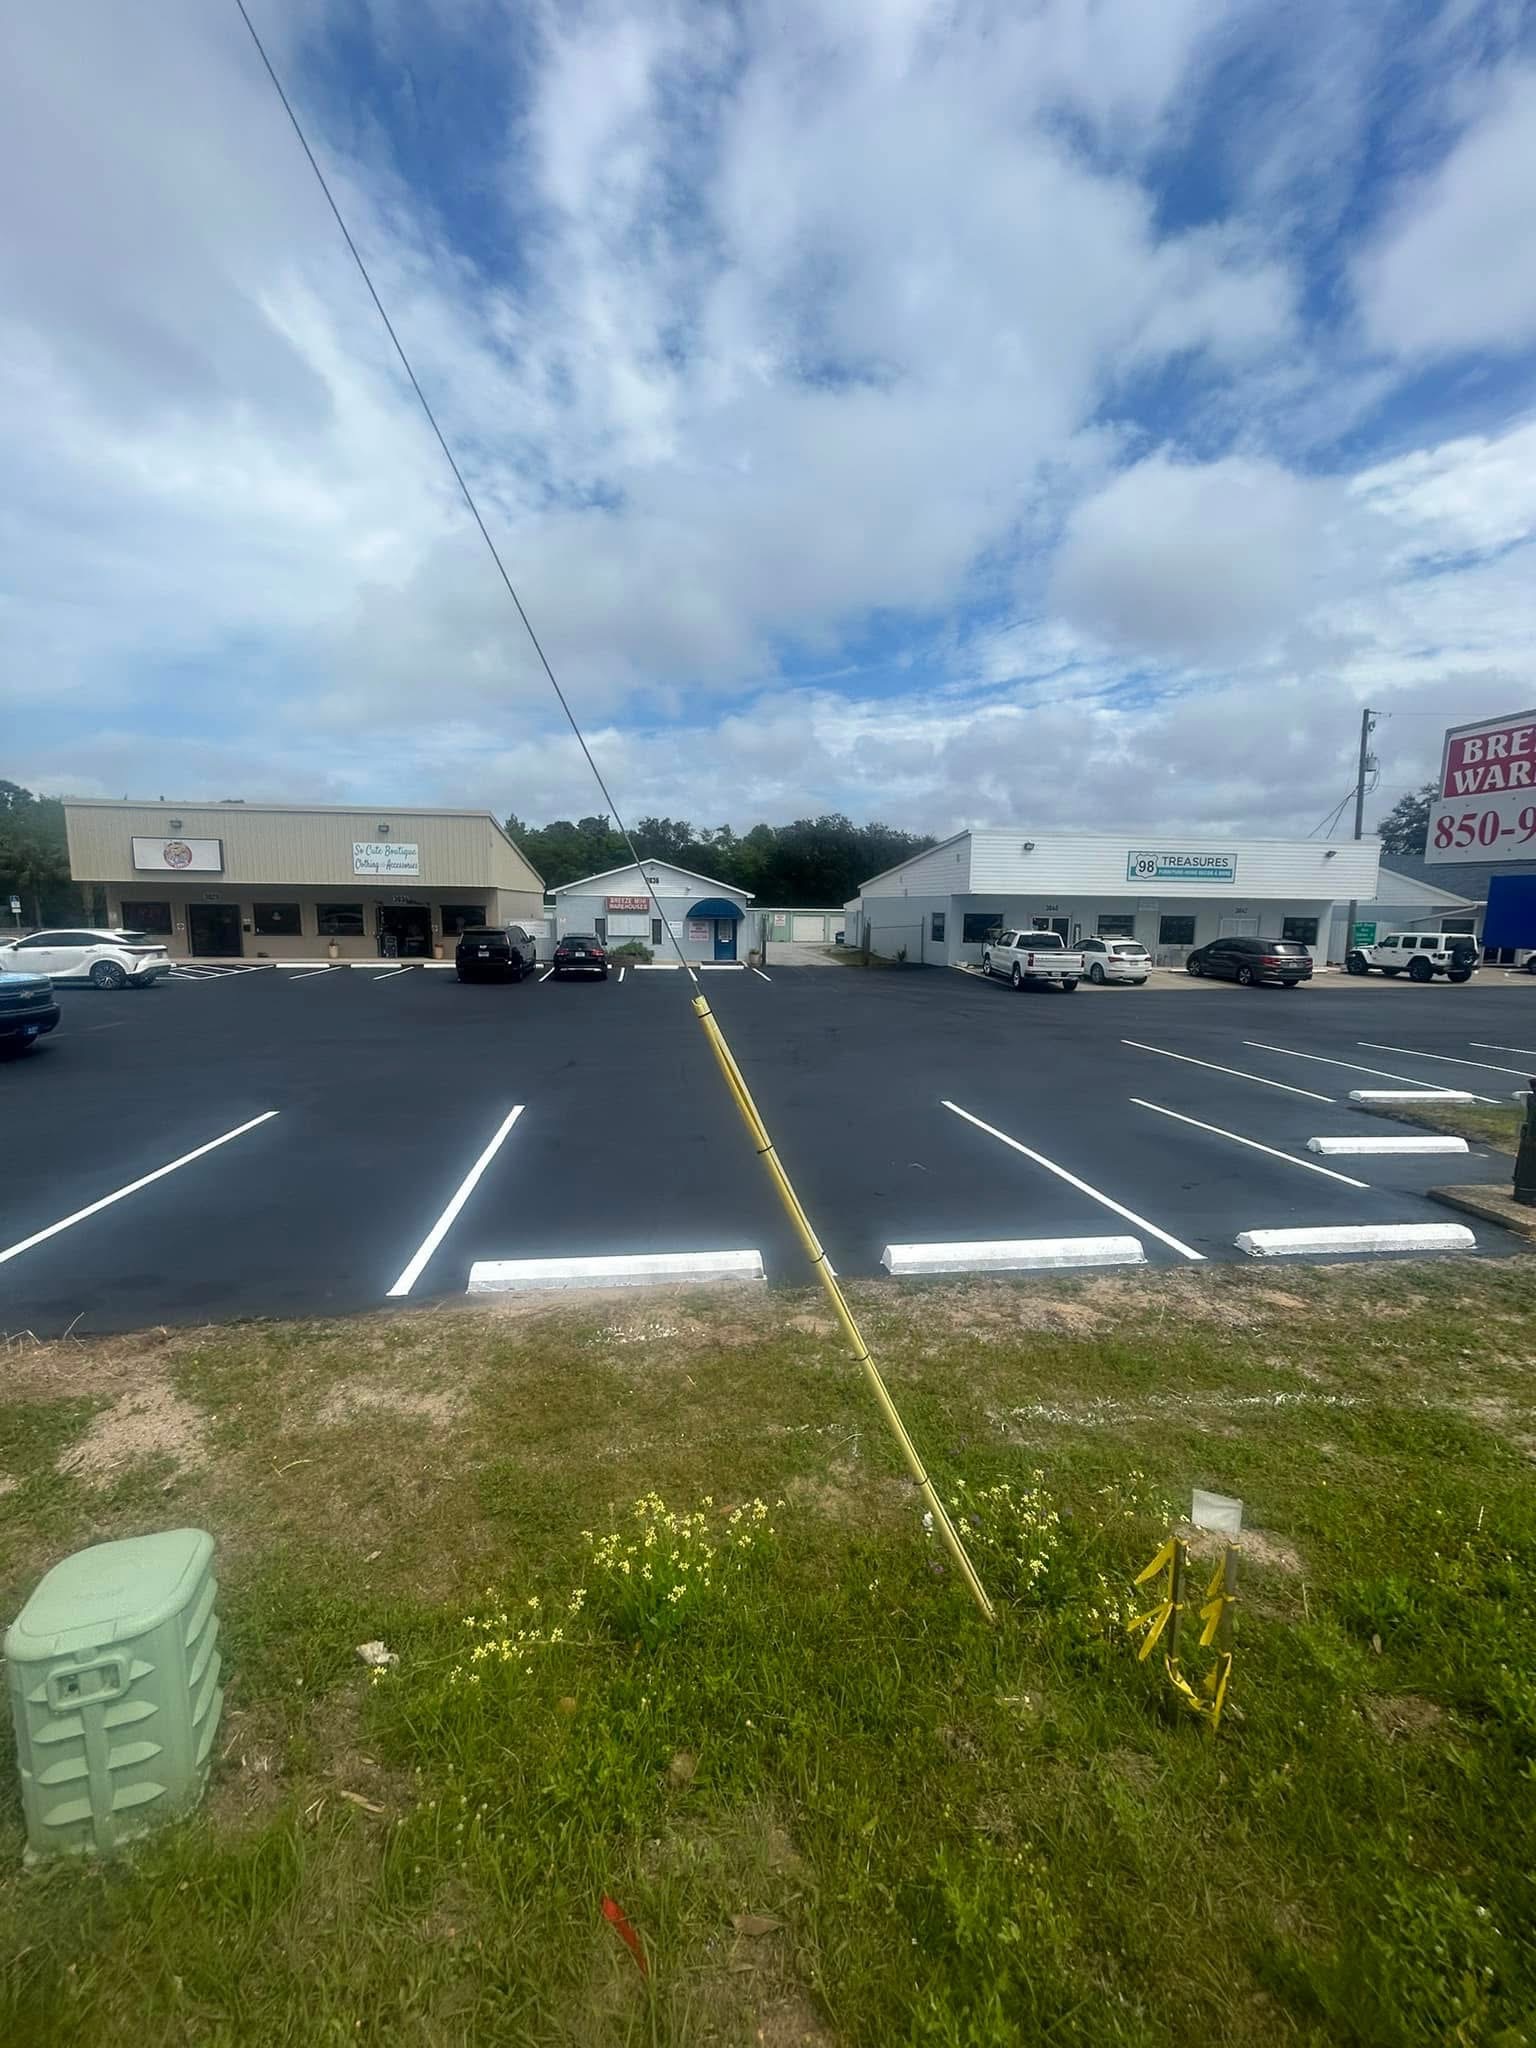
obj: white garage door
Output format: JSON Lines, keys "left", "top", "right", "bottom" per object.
{"left": 792, "top": 914, "right": 825, "bottom": 941}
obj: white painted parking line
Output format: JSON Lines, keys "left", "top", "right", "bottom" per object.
{"left": 386, "top": 1104, "right": 526, "bottom": 1298}
{"left": 753, "top": 968, "right": 772, "bottom": 982}
{"left": 0, "top": 1112, "right": 281, "bottom": 1270}
{"left": 371, "top": 965, "right": 413, "bottom": 981}
{"left": 468, "top": 1249, "right": 764, "bottom": 1293}
{"left": 618, "top": 967, "right": 626, "bottom": 983}
{"left": 288, "top": 965, "right": 341, "bottom": 981}
{"left": 633, "top": 962, "right": 680, "bottom": 970}
{"left": 1235, "top": 1223, "right": 1476, "bottom": 1259}
{"left": 1309, "top": 1135, "right": 1468, "bottom": 1156}
{"left": 1243, "top": 1041, "right": 1499, "bottom": 1102}
{"left": 1358, "top": 1041, "right": 1529, "bottom": 1079}
{"left": 1471, "top": 1042, "right": 1536, "bottom": 1060}
{"left": 881, "top": 1235, "right": 1145, "bottom": 1276}
{"left": 1130, "top": 1099, "right": 1370, "bottom": 1187}
{"left": 537, "top": 967, "right": 555, "bottom": 983}
{"left": 1120, "top": 1039, "right": 1333, "bottom": 1101}
{"left": 942, "top": 1100, "right": 1205, "bottom": 1261}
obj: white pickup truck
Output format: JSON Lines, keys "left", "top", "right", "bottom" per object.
{"left": 978, "top": 927, "right": 1083, "bottom": 991}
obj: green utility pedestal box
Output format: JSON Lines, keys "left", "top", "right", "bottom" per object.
{"left": 5, "top": 1529, "right": 223, "bottom": 1860}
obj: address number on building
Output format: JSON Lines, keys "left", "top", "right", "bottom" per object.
{"left": 1126, "top": 851, "right": 1237, "bottom": 884}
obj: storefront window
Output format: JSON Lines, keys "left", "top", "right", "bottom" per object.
{"left": 1097, "top": 914, "right": 1137, "bottom": 937}
{"left": 931, "top": 911, "right": 946, "bottom": 942}
{"left": 120, "top": 900, "right": 172, "bottom": 933}
{"left": 317, "top": 903, "right": 365, "bottom": 937}
{"left": 440, "top": 904, "right": 486, "bottom": 936}
{"left": 962, "top": 911, "right": 1003, "bottom": 943}
{"left": 253, "top": 902, "right": 302, "bottom": 936}
{"left": 1281, "top": 917, "right": 1319, "bottom": 945}
{"left": 1159, "top": 915, "right": 1197, "bottom": 947}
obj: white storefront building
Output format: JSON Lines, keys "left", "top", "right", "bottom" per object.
{"left": 847, "top": 830, "right": 1381, "bottom": 968}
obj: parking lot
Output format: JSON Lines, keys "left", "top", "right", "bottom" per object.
{"left": 3, "top": 960, "right": 1533, "bottom": 1334}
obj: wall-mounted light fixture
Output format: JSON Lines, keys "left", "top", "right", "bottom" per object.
{"left": 168, "top": 818, "right": 183, "bottom": 831}
{"left": 1021, "top": 840, "right": 1036, "bottom": 853}
{"left": 377, "top": 822, "right": 391, "bottom": 836}
{"left": 1324, "top": 848, "right": 1338, "bottom": 858}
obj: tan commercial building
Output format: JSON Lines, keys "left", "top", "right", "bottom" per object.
{"left": 63, "top": 800, "right": 544, "bottom": 961}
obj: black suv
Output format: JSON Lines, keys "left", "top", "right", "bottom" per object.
{"left": 455, "top": 924, "right": 539, "bottom": 982}
{"left": 0, "top": 969, "right": 61, "bottom": 1053}
{"left": 1185, "top": 936, "right": 1313, "bottom": 986}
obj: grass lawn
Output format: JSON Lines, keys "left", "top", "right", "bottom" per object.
{"left": 1371, "top": 1096, "right": 1529, "bottom": 1154}
{"left": 3, "top": 1264, "right": 1535, "bottom": 2046}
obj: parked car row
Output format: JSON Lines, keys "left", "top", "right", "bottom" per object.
{"left": 971, "top": 924, "right": 1506, "bottom": 994}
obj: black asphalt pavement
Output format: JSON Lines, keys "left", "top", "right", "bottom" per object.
{"left": 2, "top": 960, "right": 1532, "bottom": 1334}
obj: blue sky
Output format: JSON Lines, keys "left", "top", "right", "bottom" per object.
{"left": 5, "top": 0, "right": 1536, "bottom": 837}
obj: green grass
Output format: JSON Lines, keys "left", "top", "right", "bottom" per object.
{"left": 1371, "top": 1096, "right": 1528, "bottom": 1153}
{"left": 2, "top": 1264, "right": 1535, "bottom": 2045}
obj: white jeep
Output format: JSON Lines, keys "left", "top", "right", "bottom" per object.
{"left": 1346, "top": 931, "right": 1479, "bottom": 983}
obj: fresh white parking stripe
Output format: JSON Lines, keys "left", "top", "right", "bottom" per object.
{"left": 0, "top": 1112, "right": 281, "bottom": 1269}
{"left": 618, "top": 967, "right": 626, "bottom": 982}
{"left": 372, "top": 965, "right": 412, "bottom": 981}
{"left": 1130, "top": 1099, "right": 1370, "bottom": 1187}
{"left": 753, "top": 968, "right": 772, "bottom": 982}
{"left": 288, "top": 965, "right": 340, "bottom": 980}
{"left": 1470, "top": 1042, "right": 1536, "bottom": 1060}
{"left": 1121, "top": 1039, "right": 1333, "bottom": 1101}
{"left": 1243, "top": 1041, "right": 1498, "bottom": 1102}
{"left": 1357, "top": 1041, "right": 1529, "bottom": 1079}
{"left": 1309, "top": 1135, "right": 1468, "bottom": 1156}
{"left": 941, "top": 1100, "right": 1204, "bottom": 1261}
{"left": 1235, "top": 1223, "right": 1475, "bottom": 1259}
{"left": 537, "top": 967, "right": 555, "bottom": 983}
{"left": 468, "top": 1249, "right": 764, "bottom": 1293}
{"left": 386, "top": 1105, "right": 525, "bottom": 1298}
{"left": 882, "top": 1236, "right": 1145, "bottom": 1276}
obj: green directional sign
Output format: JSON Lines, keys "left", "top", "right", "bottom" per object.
{"left": 1352, "top": 922, "right": 1377, "bottom": 945}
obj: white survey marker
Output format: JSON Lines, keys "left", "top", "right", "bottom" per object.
{"left": 1348, "top": 1088, "right": 1475, "bottom": 1106}
{"left": 1307, "top": 1135, "right": 1469, "bottom": 1156}
{"left": 1235, "top": 1223, "right": 1476, "bottom": 1258}
{"left": 467, "top": 1250, "right": 765, "bottom": 1292}
{"left": 880, "top": 1236, "right": 1146, "bottom": 1276}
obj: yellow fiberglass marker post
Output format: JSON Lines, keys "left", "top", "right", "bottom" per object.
{"left": 691, "top": 990, "right": 996, "bottom": 1625}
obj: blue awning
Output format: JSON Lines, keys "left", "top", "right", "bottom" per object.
{"left": 687, "top": 898, "right": 744, "bottom": 921}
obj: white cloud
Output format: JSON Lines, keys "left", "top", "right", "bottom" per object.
{"left": 1048, "top": 454, "right": 1338, "bottom": 663}
{"left": 1355, "top": 65, "right": 1536, "bottom": 358}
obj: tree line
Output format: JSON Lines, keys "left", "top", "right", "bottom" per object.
{"left": 504, "top": 812, "right": 936, "bottom": 904}
{"left": 0, "top": 781, "right": 74, "bottom": 925}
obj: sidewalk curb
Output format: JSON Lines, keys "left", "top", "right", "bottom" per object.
{"left": 1426, "top": 1184, "right": 1536, "bottom": 1243}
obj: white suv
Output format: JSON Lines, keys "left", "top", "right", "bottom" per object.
{"left": 1346, "top": 932, "right": 1479, "bottom": 984}
{"left": 0, "top": 928, "right": 173, "bottom": 990}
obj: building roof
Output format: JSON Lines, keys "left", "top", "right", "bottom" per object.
{"left": 551, "top": 859, "right": 753, "bottom": 900}
{"left": 1380, "top": 851, "right": 1536, "bottom": 902}
{"left": 63, "top": 798, "right": 512, "bottom": 822}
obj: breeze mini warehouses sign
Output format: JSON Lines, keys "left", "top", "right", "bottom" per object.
{"left": 1125, "top": 850, "right": 1238, "bottom": 885}
{"left": 353, "top": 841, "right": 420, "bottom": 877}
{"left": 1425, "top": 708, "right": 1536, "bottom": 865}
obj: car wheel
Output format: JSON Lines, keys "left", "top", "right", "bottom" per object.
{"left": 1409, "top": 956, "right": 1433, "bottom": 982}
{"left": 456, "top": 968, "right": 470, "bottom": 981}
{"left": 1187, "top": 957, "right": 1203, "bottom": 976}
{"left": 599, "top": 967, "right": 609, "bottom": 979}
{"left": 1236, "top": 964, "right": 1255, "bottom": 986}
{"left": 1011, "top": 962, "right": 1023, "bottom": 990}
{"left": 1060, "top": 979, "right": 1078, "bottom": 992}
{"left": 89, "top": 959, "right": 128, "bottom": 990}
{"left": 1346, "top": 952, "right": 1368, "bottom": 975}
{"left": 1448, "top": 970, "right": 1472, "bottom": 984}
{"left": 1089, "top": 962, "right": 1105, "bottom": 983}
{"left": 1280, "top": 979, "right": 1299, "bottom": 988}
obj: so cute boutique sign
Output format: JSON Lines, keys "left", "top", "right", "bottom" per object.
{"left": 352, "top": 841, "right": 421, "bottom": 876}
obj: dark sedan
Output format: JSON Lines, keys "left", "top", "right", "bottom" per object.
{"left": 0, "top": 969, "right": 61, "bottom": 1053}
{"left": 1185, "top": 936, "right": 1313, "bottom": 987}
{"left": 552, "top": 933, "right": 608, "bottom": 979}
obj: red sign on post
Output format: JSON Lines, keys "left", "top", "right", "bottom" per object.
{"left": 1426, "top": 708, "right": 1536, "bottom": 864}
{"left": 606, "top": 895, "right": 651, "bottom": 911}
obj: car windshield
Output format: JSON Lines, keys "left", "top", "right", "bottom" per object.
{"left": 460, "top": 927, "right": 506, "bottom": 940}
{"left": 561, "top": 934, "right": 599, "bottom": 944}
{"left": 1266, "top": 941, "right": 1307, "bottom": 954}
{"left": 1024, "top": 931, "right": 1064, "bottom": 948}
{"left": 115, "top": 931, "right": 151, "bottom": 944}
{"left": 1110, "top": 942, "right": 1147, "bottom": 955}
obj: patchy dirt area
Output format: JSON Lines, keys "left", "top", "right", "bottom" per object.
{"left": 1362, "top": 1693, "right": 1446, "bottom": 1742}
{"left": 57, "top": 1379, "right": 207, "bottom": 1486}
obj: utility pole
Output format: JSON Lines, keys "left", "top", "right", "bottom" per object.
{"left": 1344, "top": 706, "right": 1377, "bottom": 956}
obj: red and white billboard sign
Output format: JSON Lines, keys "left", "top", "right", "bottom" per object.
{"left": 1424, "top": 708, "right": 1536, "bottom": 864}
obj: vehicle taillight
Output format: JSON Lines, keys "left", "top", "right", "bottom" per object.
{"left": 1262, "top": 955, "right": 1282, "bottom": 966}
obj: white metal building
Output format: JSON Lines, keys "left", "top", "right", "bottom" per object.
{"left": 848, "top": 830, "right": 1381, "bottom": 967}
{"left": 552, "top": 860, "right": 754, "bottom": 963}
